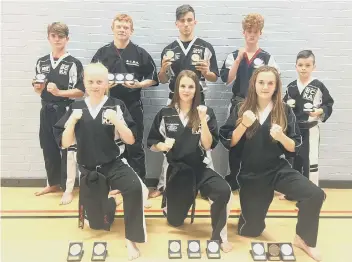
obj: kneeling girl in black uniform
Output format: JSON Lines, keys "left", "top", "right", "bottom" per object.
{"left": 147, "top": 70, "right": 233, "bottom": 252}
{"left": 219, "top": 66, "right": 325, "bottom": 261}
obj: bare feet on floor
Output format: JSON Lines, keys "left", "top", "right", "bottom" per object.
{"left": 125, "top": 239, "right": 140, "bottom": 260}
{"left": 144, "top": 199, "right": 152, "bottom": 209}
{"left": 148, "top": 189, "right": 162, "bottom": 198}
{"left": 278, "top": 194, "right": 286, "bottom": 200}
{"left": 293, "top": 234, "right": 322, "bottom": 261}
{"left": 220, "top": 241, "right": 233, "bottom": 253}
{"left": 60, "top": 192, "right": 73, "bottom": 205}
{"left": 109, "top": 189, "right": 121, "bottom": 195}
{"left": 34, "top": 185, "right": 60, "bottom": 196}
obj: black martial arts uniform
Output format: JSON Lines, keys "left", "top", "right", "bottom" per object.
{"left": 161, "top": 37, "right": 219, "bottom": 104}
{"left": 92, "top": 41, "right": 159, "bottom": 182}
{"left": 220, "top": 49, "right": 279, "bottom": 190}
{"left": 156, "top": 38, "right": 219, "bottom": 191}
{"left": 147, "top": 106, "right": 232, "bottom": 243}
{"left": 54, "top": 96, "right": 147, "bottom": 243}
{"left": 35, "top": 53, "right": 84, "bottom": 190}
{"left": 284, "top": 78, "right": 334, "bottom": 185}
{"left": 219, "top": 103, "right": 325, "bottom": 247}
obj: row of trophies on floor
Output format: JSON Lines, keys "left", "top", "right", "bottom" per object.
{"left": 67, "top": 240, "right": 296, "bottom": 261}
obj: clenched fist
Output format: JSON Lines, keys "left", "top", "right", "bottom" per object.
{"left": 197, "top": 105, "right": 207, "bottom": 121}
{"left": 241, "top": 110, "right": 256, "bottom": 128}
{"left": 270, "top": 124, "right": 284, "bottom": 141}
{"left": 70, "top": 109, "right": 83, "bottom": 122}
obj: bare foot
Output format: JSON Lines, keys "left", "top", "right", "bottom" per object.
{"left": 109, "top": 189, "right": 121, "bottom": 195}
{"left": 220, "top": 241, "right": 233, "bottom": 253}
{"left": 34, "top": 185, "right": 60, "bottom": 196}
{"left": 293, "top": 234, "right": 322, "bottom": 261}
{"left": 148, "top": 189, "right": 162, "bottom": 199}
{"left": 144, "top": 200, "right": 152, "bottom": 209}
{"left": 60, "top": 192, "right": 73, "bottom": 205}
{"left": 278, "top": 194, "right": 286, "bottom": 200}
{"left": 125, "top": 239, "right": 140, "bottom": 260}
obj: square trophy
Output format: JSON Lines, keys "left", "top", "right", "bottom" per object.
{"left": 303, "top": 102, "right": 315, "bottom": 112}
{"left": 267, "top": 243, "right": 281, "bottom": 261}
{"left": 206, "top": 240, "right": 221, "bottom": 259}
{"left": 115, "top": 73, "right": 135, "bottom": 84}
{"left": 168, "top": 240, "right": 182, "bottom": 259}
{"left": 191, "top": 53, "right": 201, "bottom": 65}
{"left": 67, "top": 242, "right": 84, "bottom": 262}
{"left": 279, "top": 243, "right": 296, "bottom": 261}
{"left": 250, "top": 242, "right": 267, "bottom": 261}
{"left": 165, "top": 50, "right": 176, "bottom": 62}
{"left": 187, "top": 240, "right": 201, "bottom": 259}
{"left": 91, "top": 242, "right": 108, "bottom": 261}
{"left": 34, "top": 73, "right": 47, "bottom": 84}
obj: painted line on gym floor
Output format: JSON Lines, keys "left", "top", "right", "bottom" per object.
{"left": 1, "top": 209, "right": 352, "bottom": 214}
{"left": 1, "top": 215, "right": 352, "bottom": 219}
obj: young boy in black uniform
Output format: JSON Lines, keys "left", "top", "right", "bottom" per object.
{"left": 220, "top": 66, "right": 325, "bottom": 261}
{"left": 284, "top": 50, "right": 334, "bottom": 186}
{"left": 33, "top": 22, "right": 84, "bottom": 204}
{"left": 150, "top": 4, "right": 219, "bottom": 198}
{"left": 92, "top": 14, "right": 159, "bottom": 183}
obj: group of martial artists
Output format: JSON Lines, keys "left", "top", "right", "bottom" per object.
{"left": 31, "top": 4, "right": 334, "bottom": 261}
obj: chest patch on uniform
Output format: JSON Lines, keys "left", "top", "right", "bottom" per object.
{"left": 126, "top": 60, "right": 139, "bottom": 66}
{"left": 302, "top": 86, "right": 318, "bottom": 102}
{"left": 166, "top": 123, "right": 179, "bottom": 132}
{"left": 253, "top": 58, "right": 264, "bottom": 68}
{"left": 41, "top": 65, "right": 50, "bottom": 73}
{"left": 59, "top": 64, "right": 70, "bottom": 75}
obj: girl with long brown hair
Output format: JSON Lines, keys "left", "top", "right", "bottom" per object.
{"left": 220, "top": 66, "right": 325, "bottom": 261}
{"left": 147, "top": 70, "right": 233, "bottom": 252}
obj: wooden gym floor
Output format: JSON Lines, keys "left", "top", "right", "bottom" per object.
{"left": 1, "top": 188, "right": 352, "bottom": 262}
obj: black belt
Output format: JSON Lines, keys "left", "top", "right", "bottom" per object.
{"left": 298, "top": 121, "right": 319, "bottom": 129}
{"left": 80, "top": 156, "right": 121, "bottom": 173}
{"left": 41, "top": 100, "right": 73, "bottom": 109}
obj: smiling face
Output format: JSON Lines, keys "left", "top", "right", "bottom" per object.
{"left": 84, "top": 64, "right": 109, "bottom": 99}
{"left": 178, "top": 76, "right": 196, "bottom": 104}
{"left": 112, "top": 20, "right": 133, "bottom": 41}
{"left": 255, "top": 71, "right": 277, "bottom": 101}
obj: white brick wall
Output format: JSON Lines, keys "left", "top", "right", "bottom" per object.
{"left": 1, "top": 1, "right": 352, "bottom": 181}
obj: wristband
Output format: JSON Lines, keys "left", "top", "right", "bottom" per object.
{"left": 241, "top": 122, "right": 249, "bottom": 128}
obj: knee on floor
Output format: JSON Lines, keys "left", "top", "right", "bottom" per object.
{"left": 167, "top": 216, "right": 185, "bottom": 227}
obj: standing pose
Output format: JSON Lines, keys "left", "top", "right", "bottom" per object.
{"left": 33, "top": 22, "right": 84, "bottom": 205}
{"left": 220, "top": 66, "right": 325, "bottom": 261}
{"left": 92, "top": 13, "right": 158, "bottom": 183}
{"left": 284, "top": 50, "right": 334, "bottom": 186}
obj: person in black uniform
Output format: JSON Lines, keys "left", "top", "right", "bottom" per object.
{"left": 54, "top": 63, "right": 148, "bottom": 261}
{"left": 147, "top": 70, "right": 233, "bottom": 253}
{"left": 92, "top": 13, "right": 159, "bottom": 183}
{"left": 283, "top": 50, "right": 334, "bottom": 186}
{"left": 32, "top": 22, "right": 84, "bottom": 202}
{"left": 150, "top": 4, "right": 219, "bottom": 198}
{"left": 220, "top": 13, "right": 280, "bottom": 191}
{"left": 220, "top": 66, "right": 325, "bottom": 261}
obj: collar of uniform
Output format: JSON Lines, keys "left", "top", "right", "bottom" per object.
{"left": 297, "top": 77, "right": 316, "bottom": 94}
{"left": 50, "top": 52, "right": 70, "bottom": 69}
{"left": 257, "top": 101, "right": 273, "bottom": 125}
{"left": 84, "top": 95, "right": 109, "bottom": 119}
{"left": 174, "top": 104, "right": 189, "bottom": 126}
{"left": 110, "top": 40, "right": 132, "bottom": 53}
{"left": 176, "top": 37, "right": 198, "bottom": 56}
